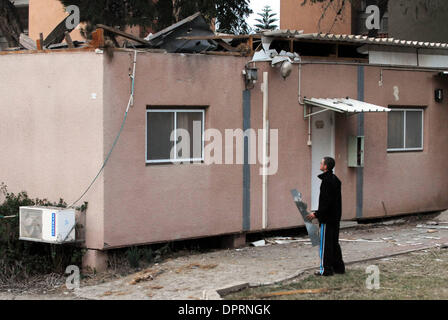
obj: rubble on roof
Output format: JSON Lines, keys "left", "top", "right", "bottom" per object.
{"left": 44, "top": 16, "right": 80, "bottom": 48}
{"left": 145, "top": 12, "right": 217, "bottom": 53}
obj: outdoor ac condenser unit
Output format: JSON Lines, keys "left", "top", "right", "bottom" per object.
{"left": 19, "top": 207, "right": 76, "bottom": 244}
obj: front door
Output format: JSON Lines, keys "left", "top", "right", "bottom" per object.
{"left": 311, "top": 109, "right": 335, "bottom": 211}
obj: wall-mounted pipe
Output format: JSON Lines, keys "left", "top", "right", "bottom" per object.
{"left": 262, "top": 72, "right": 269, "bottom": 230}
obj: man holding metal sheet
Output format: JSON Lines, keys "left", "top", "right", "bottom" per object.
{"left": 306, "top": 157, "right": 345, "bottom": 277}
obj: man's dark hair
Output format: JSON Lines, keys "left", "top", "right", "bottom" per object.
{"left": 323, "top": 157, "right": 335, "bottom": 171}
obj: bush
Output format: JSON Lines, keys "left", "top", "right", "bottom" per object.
{"left": 0, "top": 183, "right": 85, "bottom": 282}
{"left": 125, "top": 246, "right": 155, "bottom": 269}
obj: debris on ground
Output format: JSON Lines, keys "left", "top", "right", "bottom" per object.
{"left": 102, "top": 290, "right": 129, "bottom": 297}
{"left": 265, "top": 237, "right": 311, "bottom": 245}
{"left": 339, "top": 238, "right": 385, "bottom": 243}
{"left": 250, "top": 240, "right": 267, "bottom": 247}
{"left": 175, "top": 263, "right": 218, "bottom": 274}
{"left": 417, "top": 224, "right": 448, "bottom": 230}
{"left": 150, "top": 285, "right": 164, "bottom": 290}
{"left": 129, "top": 269, "right": 165, "bottom": 285}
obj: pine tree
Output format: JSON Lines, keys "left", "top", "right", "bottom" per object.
{"left": 254, "top": 5, "right": 279, "bottom": 31}
{"left": 58, "top": 0, "right": 252, "bottom": 36}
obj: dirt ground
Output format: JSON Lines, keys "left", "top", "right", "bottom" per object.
{"left": 225, "top": 248, "right": 448, "bottom": 300}
{"left": 0, "top": 210, "right": 447, "bottom": 300}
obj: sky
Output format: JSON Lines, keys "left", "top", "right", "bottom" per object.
{"left": 247, "top": 0, "right": 281, "bottom": 30}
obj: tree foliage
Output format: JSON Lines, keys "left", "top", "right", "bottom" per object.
{"left": 254, "top": 5, "right": 279, "bottom": 31}
{"left": 0, "top": 0, "right": 23, "bottom": 47}
{"left": 58, "top": 0, "right": 252, "bottom": 35}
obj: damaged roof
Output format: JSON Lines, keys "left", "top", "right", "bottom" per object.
{"left": 262, "top": 30, "right": 448, "bottom": 50}
{"left": 145, "top": 12, "right": 217, "bottom": 53}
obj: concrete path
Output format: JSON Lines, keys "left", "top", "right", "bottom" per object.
{"left": 70, "top": 211, "right": 448, "bottom": 300}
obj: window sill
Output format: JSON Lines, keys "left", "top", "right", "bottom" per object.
{"left": 146, "top": 160, "right": 205, "bottom": 166}
{"left": 387, "top": 149, "right": 424, "bottom": 153}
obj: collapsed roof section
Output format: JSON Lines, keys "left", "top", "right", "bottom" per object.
{"left": 144, "top": 12, "right": 217, "bottom": 53}
{"left": 3, "top": 11, "right": 448, "bottom": 68}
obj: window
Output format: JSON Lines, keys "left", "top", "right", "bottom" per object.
{"left": 387, "top": 109, "right": 424, "bottom": 152}
{"left": 146, "top": 109, "right": 204, "bottom": 163}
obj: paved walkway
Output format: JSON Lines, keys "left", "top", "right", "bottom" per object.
{"left": 70, "top": 210, "right": 448, "bottom": 300}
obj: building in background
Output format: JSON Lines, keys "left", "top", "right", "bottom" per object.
{"left": 280, "top": 0, "right": 388, "bottom": 36}
{"left": 281, "top": 0, "right": 448, "bottom": 43}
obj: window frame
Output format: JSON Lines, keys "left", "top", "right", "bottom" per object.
{"left": 146, "top": 109, "right": 205, "bottom": 164}
{"left": 387, "top": 108, "right": 424, "bottom": 153}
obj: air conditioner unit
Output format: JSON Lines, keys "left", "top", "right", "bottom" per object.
{"left": 19, "top": 207, "right": 76, "bottom": 244}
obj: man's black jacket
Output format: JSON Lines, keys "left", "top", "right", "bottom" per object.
{"left": 315, "top": 170, "right": 342, "bottom": 224}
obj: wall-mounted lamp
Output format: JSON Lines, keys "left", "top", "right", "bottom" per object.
{"left": 435, "top": 89, "right": 443, "bottom": 103}
{"left": 271, "top": 56, "right": 293, "bottom": 80}
{"left": 243, "top": 65, "right": 258, "bottom": 90}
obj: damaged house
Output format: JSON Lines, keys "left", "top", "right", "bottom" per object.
{"left": 0, "top": 12, "right": 447, "bottom": 270}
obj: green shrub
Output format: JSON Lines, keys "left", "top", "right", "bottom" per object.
{"left": 126, "top": 246, "right": 141, "bottom": 269}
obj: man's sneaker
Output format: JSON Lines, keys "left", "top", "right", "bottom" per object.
{"left": 314, "top": 270, "right": 334, "bottom": 277}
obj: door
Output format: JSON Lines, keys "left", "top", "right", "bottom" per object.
{"left": 311, "top": 108, "right": 335, "bottom": 211}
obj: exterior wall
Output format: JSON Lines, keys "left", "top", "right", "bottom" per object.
{"left": 280, "top": 0, "right": 352, "bottom": 34}
{"left": 0, "top": 51, "right": 105, "bottom": 249}
{"left": 102, "top": 52, "right": 249, "bottom": 248}
{"left": 29, "top": 0, "right": 83, "bottom": 42}
{"left": 102, "top": 51, "right": 448, "bottom": 249}
{"left": 1, "top": 50, "right": 447, "bottom": 250}
{"left": 299, "top": 64, "right": 360, "bottom": 219}
{"left": 363, "top": 67, "right": 448, "bottom": 218}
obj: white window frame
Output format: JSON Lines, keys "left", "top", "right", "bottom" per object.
{"left": 146, "top": 109, "right": 205, "bottom": 164}
{"left": 387, "top": 108, "right": 424, "bottom": 152}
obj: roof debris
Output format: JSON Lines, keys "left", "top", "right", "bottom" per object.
{"left": 3, "top": 12, "right": 448, "bottom": 63}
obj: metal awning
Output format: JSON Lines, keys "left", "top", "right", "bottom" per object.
{"left": 303, "top": 98, "right": 391, "bottom": 118}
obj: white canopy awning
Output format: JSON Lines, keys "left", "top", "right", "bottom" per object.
{"left": 303, "top": 98, "right": 391, "bottom": 118}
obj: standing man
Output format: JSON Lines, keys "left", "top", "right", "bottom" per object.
{"left": 306, "top": 157, "right": 345, "bottom": 276}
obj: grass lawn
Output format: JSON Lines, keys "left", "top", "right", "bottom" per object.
{"left": 225, "top": 248, "right": 448, "bottom": 300}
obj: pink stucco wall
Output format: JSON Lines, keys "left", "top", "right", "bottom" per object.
{"left": 0, "top": 51, "right": 105, "bottom": 249}
{"left": 102, "top": 52, "right": 249, "bottom": 248}
{"left": 362, "top": 68, "right": 448, "bottom": 218}
{"left": 101, "top": 51, "right": 448, "bottom": 249}
{"left": 1, "top": 50, "right": 447, "bottom": 250}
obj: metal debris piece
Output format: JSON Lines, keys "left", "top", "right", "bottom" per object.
{"left": 290, "top": 189, "right": 320, "bottom": 247}
{"left": 19, "top": 33, "right": 37, "bottom": 50}
{"left": 44, "top": 16, "right": 79, "bottom": 47}
{"left": 417, "top": 224, "right": 448, "bottom": 230}
{"left": 145, "top": 12, "right": 217, "bottom": 53}
{"left": 250, "top": 240, "right": 267, "bottom": 247}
